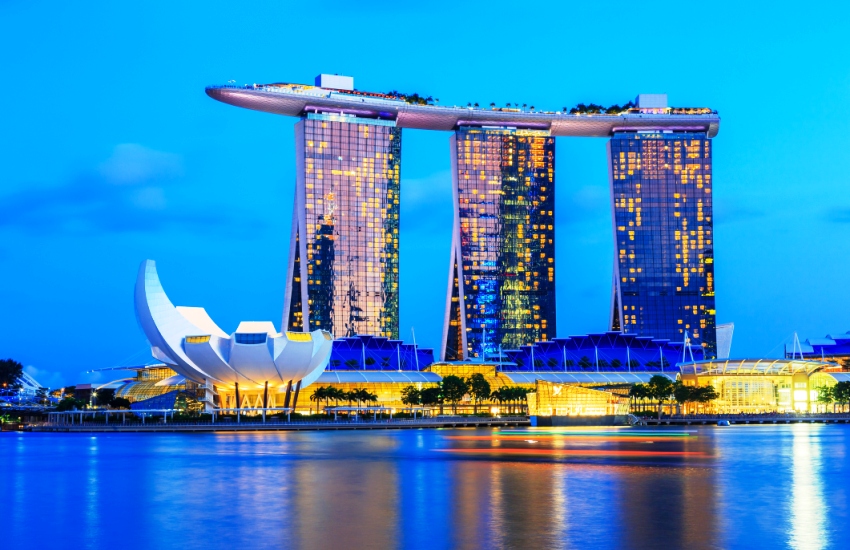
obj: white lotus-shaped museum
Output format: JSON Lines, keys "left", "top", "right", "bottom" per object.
{"left": 134, "top": 260, "right": 332, "bottom": 392}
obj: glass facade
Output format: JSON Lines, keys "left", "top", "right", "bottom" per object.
{"left": 609, "top": 132, "right": 717, "bottom": 357}
{"left": 286, "top": 113, "right": 401, "bottom": 338}
{"left": 328, "top": 335, "right": 435, "bottom": 371}
{"left": 443, "top": 127, "right": 556, "bottom": 360}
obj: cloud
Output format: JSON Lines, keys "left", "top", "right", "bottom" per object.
{"left": 98, "top": 144, "right": 183, "bottom": 185}
{"left": 713, "top": 197, "right": 767, "bottom": 226}
{"left": 0, "top": 144, "right": 266, "bottom": 237}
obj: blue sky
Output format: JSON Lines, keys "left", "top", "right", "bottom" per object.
{"left": 2, "top": 0, "right": 848, "bottom": 387}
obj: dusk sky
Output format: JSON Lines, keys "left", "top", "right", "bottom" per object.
{"left": 2, "top": 0, "right": 848, "bottom": 388}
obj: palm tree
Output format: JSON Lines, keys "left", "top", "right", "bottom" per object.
{"left": 310, "top": 386, "right": 327, "bottom": 414}
{"left": 468, "top": 373, "right": 491, "bottom": 414}
{"left": 329, "top": 387, "right": 346, "bottom": 409}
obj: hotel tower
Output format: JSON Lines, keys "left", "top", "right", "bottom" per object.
{"left": 442, "top": 127, "right": 556, "bottom": 361}
{"left": 281, "top": 76, "right": 402, "bottom": 338}
{"left": 608, "top": 95, "right": 717, "bottom": 356}
{"left": 206, "top": 79, "right": 720, "bottom": 356}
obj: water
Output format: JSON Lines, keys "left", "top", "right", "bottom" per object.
{"left": 2, "top": 424, "right": 849, "bottom": 549}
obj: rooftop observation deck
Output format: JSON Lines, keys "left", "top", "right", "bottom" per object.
{"left": 205, "top": 83, "right": 720, "bottom": 138}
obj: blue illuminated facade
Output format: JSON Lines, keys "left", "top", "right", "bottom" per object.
{"left": 501, "top": 332, "right": 703, "bottom": 373}
{"left": 328, "top": 335, "right": 434, "bottom": 371}
{"left": 785, "top": 331, "right": 850, "bottom": 362}
{"left": 609, "top": 131, "right": 717, "bottom": 357}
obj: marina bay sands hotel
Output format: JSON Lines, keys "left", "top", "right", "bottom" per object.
{"left": 206, "top": 74, "right": 721, "bottom": 360}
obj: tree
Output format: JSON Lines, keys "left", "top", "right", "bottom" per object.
{"left": 421, "top": 386, "right": 442, "bottom": 414}
{"left": 508, "top": 387, "right": 531, "bottom": 415}
{"left": 467, "top": 373, "right": 491, "bottom": 414}
{"left": 693, "top": 385, "right": 718, "bottom": 413}
{"left": 833, "top": 381, "right": 850, "bottom": 412}
{"left": 492, "top": 387, "right": 529, "bottom": 415}
{"left": 672, "top": 381, "right": 694, "bottom": 415}
{"left": 56, "top": 397, "right": 85, "bottom": 412}
{"left": 611, "top": 359, "right": 622, "bottom": 369}
{"left": 0, "top": 359, "right": 24, "bottom": 390}
{"left": 310, "top": 386, "right": 327, "bottom": 413}
{"left": 353, "top": 388, "right": 376, "bottom": 407}
{"left": 578, "top": 356, "right": 592, "bottom": 370}
{"left": 95, "top": 388, "right": 116, "bottom": 408}
{"left": 647, "top": 375, "right": 675, "bottom": 419}
{"left": 110, "top": 397, "right": 131, "bottom": 410}
{"left": 441, "top": 375, "right": 469, "bottom": 414}
{"left": 344, "top": 389, "right": 356, "bottom": 407}
{"left": 629, "top": 383, "right": 650, "bottom": 413}
{"left": 327, "top": 387, "right": 346, "bottom": 408}
{"left": 401, "top": 385, "right": 422, "bottom": 406}
{"left": 816, "top": 386, "right": 834, "bottom": 413}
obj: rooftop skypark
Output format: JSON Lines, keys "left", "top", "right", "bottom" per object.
{"left": 206, "top": 77, "right": 720, "bottom": 137}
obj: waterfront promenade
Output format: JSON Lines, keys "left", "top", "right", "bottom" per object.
{"left": 635, "top": 413, "right": 850, "bottom": 426}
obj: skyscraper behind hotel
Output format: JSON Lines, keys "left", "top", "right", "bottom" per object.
{"left": 283, "top": 112, "right": 401, "bottom": 338}
{"left": 608, "top": 119, "right": 717, "bottom": 355}
{"left": 442, "top": 127, "right": 556, "bottom": 361}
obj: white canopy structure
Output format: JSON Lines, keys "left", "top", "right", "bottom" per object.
{"left": 134, "top": 260, "right": 332, "bottom": 391}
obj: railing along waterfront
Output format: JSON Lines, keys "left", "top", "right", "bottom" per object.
{"left": 633, "top": 412, "right": 850, "bottom": 425}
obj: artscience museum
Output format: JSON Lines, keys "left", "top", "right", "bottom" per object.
{"left": 135, "top": 260, "right": 333, "bottom": 411}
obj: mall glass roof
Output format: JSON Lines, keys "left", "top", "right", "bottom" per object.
{"left": 502, "top": 372, "right": 677, "bottom": 385}
{"left": 679, "top": 358, "right": 836, "bottom": 376}
{"left": 316, "top": 371, "right": 442, "bottom": 384}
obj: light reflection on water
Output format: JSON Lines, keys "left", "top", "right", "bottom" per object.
{"left": 1, "top": 425, "right": 848, "bottom": 549}
{"left": 790, "top": 425, "right": 827, "bottom": 550}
